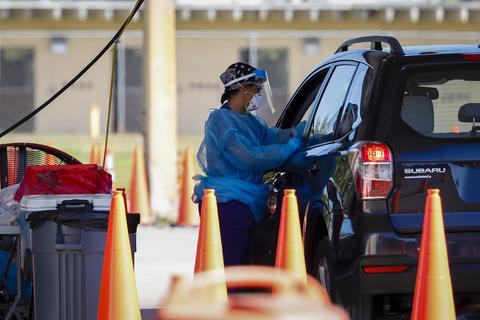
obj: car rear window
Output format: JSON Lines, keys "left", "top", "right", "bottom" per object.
{"left": 400, "top": 65, "right": 480, "bottom": 139}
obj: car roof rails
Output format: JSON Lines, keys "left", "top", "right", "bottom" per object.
{"left": 335, "top": 36, "right": 405, "bottom": 55}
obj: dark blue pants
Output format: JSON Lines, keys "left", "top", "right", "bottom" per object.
{"left": 198, "top": 200, "right": 254, "bottom": 266}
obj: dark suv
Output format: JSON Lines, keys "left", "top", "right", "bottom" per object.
{"left": 252, "top": 36, "right": 480, "bottom": 319}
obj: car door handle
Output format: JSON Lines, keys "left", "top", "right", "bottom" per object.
{"left": 308, "top": 162, "right": 321, "bottom": 175}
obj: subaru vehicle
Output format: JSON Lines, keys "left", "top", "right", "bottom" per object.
{"left": 251, "top": 36, "right": 480, "bottom": 319}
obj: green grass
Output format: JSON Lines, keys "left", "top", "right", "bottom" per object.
{"left": 1, "top": 133, "right": 203, "bottom": 189}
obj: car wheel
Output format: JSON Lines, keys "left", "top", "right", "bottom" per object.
{"left": 345, "top": 298, "right": 373, "bottom": 320}
{"left": 314, "top": 239, "right": 373, "bottom": 319}
{"left": 313, "top": 238, "right": 336, "bottom": 302}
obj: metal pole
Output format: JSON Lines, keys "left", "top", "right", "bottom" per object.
{"left": 249, "top": 32, "right": 258, "bottom": 67}
{"left": 144, "top": 0, "right": 178, "bottom": 221}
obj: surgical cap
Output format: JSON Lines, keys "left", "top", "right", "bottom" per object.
{"left": 220, "top": 62, "right": 256, "bottom": 90}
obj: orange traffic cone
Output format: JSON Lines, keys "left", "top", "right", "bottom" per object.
{"left": 275, "top": 189, "right": 307, "bottom": 283}
{"left": 193, "top": 189, "right": 227, "bottom": 301}
{"left": 7, "top": 149, "right": 17, "bottom": 186}
{"left": 117, "top": 187, "right": 129, "bottom": 214}
{"left": 90, "top": 143, "right": 103, "bottom": 165}
{"left": 45, "top": 143, "right": 57, "bottom": 165}
{"left": 89, "top": 143, "right": 100, "bottom": 164}
{"left": 98, "top": 144, "right": 105, "bottom": 165}
{"left": 97, "top": 191, "right": 141, "bottom": 320}
{"left": 194, "top": 189, "right": 224, "bottom": 273}
{"left": 129, "top": 145, "right": 151, "bottom": 224}
{"left": 411, "top": 189, "right": 455, "bottom": 319}
{"left": 176, "top": 150, "right": 184, "bottom": 194}
{"left": 177, "top": 147, "right": 199, "bottom": 226}
{"left": 45, "top": 153, "right": 56, "bottom": 165}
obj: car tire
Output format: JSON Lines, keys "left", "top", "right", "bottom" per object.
{"left": 345, "top": 297, "right": 373, "bottom": 320}
{"left": 314, "top": 238, "right": 373, "bottom": 319}
{"left": 312, "top": 238, "right": 337, "bottom": 303}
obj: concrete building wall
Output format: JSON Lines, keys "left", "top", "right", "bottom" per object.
{"left": 176, "top": 37, "right": 249, "bottom": 134}
{"left": 35, "top": 37, "right": 111, "bottom": 134}
{"left": 0, "top": 33, "right": 143, "bottom": 134}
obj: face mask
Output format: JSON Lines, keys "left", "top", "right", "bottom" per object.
{"left": 247, "top": 93, "right": 264, "bottom": 112}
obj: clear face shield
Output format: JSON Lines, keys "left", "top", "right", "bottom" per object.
{"left": 224, "top": 69, "right": 275, "bottom": 116}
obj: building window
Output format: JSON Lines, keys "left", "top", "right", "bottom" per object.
{"left": 0, "top": 48, "right": 35, "bottom": 132}
{"left": 115, "top": 47, "right": 144, "bottom": 133}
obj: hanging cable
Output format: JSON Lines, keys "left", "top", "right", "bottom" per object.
{"left": 102, "top": 41, "right": 118, "bottom": 168}
{"left": 0, "top": 0, "right": 144, "bottom": 139}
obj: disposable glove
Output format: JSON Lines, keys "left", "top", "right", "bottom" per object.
{"left": 293, "top": 121, "right": 307, "bottom": 139}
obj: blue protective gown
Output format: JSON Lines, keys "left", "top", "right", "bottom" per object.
{"left": 193, "top": 105, "right": 300, "bottom": 222}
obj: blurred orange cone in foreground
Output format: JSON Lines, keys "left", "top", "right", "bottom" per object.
{"left": 177, "top": 146, "right": 199, "bottom": 226}
{"left": 194, "top": 189, "right": 227, "bottom": 301}
{"left": 129, "top": 145, "right": 151, "bottom": 224}
{"left": 97, "top": 191, "right": 140, "bottom": 320}
{"left": 275, "top": 189, "right": 307, "bottom": 283}
{"left": 411, "top": 189, "right": 455, "bottom": 320}
{"left": 159, "top": 266, "right": 349, "bottom": 320}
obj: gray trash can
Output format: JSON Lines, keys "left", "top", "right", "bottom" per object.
{"left": 20, "top": 194, "right": 140, "bottom": 320}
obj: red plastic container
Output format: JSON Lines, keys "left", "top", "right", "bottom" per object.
{"left": 14, "top": 164, "right": 112, "bottom": 202}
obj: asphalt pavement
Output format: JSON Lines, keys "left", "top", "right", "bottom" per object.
{"left": 135, "top": 225, "right": 199, "bottom": 309}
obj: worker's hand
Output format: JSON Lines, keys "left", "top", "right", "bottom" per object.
{"left": 287, "top": 137, "right": 302, "bottom": 152}
{"left": 294, "top": 121, "right": 307, "bottom": 139}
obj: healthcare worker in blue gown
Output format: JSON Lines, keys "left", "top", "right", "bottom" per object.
{"left": 193, "top": 62, "right": 305, "bottom": 266}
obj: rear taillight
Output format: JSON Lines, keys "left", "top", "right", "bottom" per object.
{"left": 463, "top": 54, "right": 480, "bottom": 61}
{"left": 348, "top": 141, "right": 393, "bottom": 200}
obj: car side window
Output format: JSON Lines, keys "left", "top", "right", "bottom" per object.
{"left": 336, "top": 64, "right": 373, "bottom": 138}
{"left": 297, "top": 70, "right": 329, "bottom": 124}
{"left": 307, "top": 64, "right": 357, "bottom": 146}
{"left": 278, "top": 68, "right": 329, "bottom": 128}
